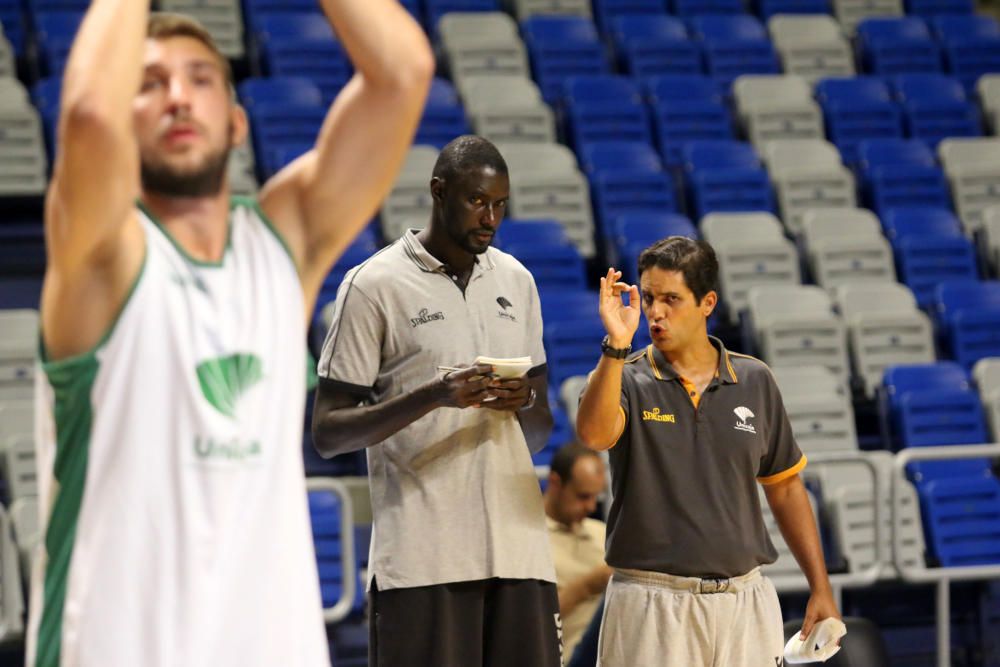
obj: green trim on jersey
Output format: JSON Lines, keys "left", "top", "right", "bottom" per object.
{"left": 34, "top": 351, "right": 98, "bottom": 667}
{"left": 137, "top": 200, "right": 234, "bottom": 268}
{"left": 231, "top": 195, "right": 299, "bottom": 272}
{"left": 35, "top": 252, "right": 147, "bottom": 666}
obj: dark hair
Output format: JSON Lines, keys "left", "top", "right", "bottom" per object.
{"left": 148, "top": 13, "right": 233, "bottom": 86}
{"left": 637, "top": 236, "right": 719, "bottom": 304}
{"left": 550, "top": 443, "right": 602, "bottom": 483}
{"left": 432, "top": 135, "right": 508, "bottom": 183}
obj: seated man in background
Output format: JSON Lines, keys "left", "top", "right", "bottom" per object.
{"left": 544, "top": 444, "right": 613, "bottom": 662}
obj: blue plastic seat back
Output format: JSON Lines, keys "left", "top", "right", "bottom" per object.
{"left": 856, "top": 138, "right": 936, "bottom": 171}
{"left": 564, "top": 74, "right": 644, "bottom": 104}
{"left": 883, "top": 362, "right": 988, "bottom": 448}
{"left": 35, "top": 11, "right": 83, "bottom": 76}
{"left": 864, "top": 164, "right": 950, "bottom": 214}
{"left": 855, "top": 17, "right": 942, "bottom": 76}
{"left": 239, "top": 77, "right": 324, "bottom": 109}
{"left": 425, "top": 0, "right": 500, "bottom": 37}
{"left": 594, "top": 0, "right": 670, "bottom": 33}
{"left": 672, "top": 0, "right": 744, "bottom": 16}
{"left": 881, "top": 206, "right": 964, "bottom": 242}
{"left": 309, "top": 490, "right": 346, "bottom": 609}
{"left": 815, "top": 76, "right": 895, "bottom": 106}
{"left": 688, "top": 14, "right": 769, "bottom": 42}
{"left": 931, "top": 14, "right": 1000, "bottom": 42}
{"left": 916, "top": 476, "right": 1000, "bottom": 567}
{"left": 755, "top": 0, "right": 830, "bottom": 20}
{"left": 936, "top": 280, "right": 1000, "bottom": 322}
{"left": 682, "top": 140, "right": 761, "bottom": 171}
{"left": 499, "top": 220, "right": 571, "bottom": 247}
{"left": 580, "top": 141, "right": 663, "bottom": 174}
{"left": 906, "top": 0, "right": 974, "bottom": 15}
{"left": 612, "top": 13, "right": 688, "bottom": 42}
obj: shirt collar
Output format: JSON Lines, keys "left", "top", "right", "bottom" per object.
{"left": 401, "top": 229, "right": 496, "bottom": 274}
{"left": 545, "top": 515, "right": 591, "bottom": 537}
{"left": 645, "top": 336, "right": 739, "bottom": 385}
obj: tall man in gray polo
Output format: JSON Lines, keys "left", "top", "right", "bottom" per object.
{"left": 577, "top": 237, "right": 840, "bottom": 666}
{"left": 312, "top": 135, "right": 561, "bottom": 667}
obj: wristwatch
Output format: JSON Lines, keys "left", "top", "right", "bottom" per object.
{"left": 601, "top": 335, "right": 632, "bottom": 360}
{"left": 519, "top": 387, "right": 537, "bottom": 411}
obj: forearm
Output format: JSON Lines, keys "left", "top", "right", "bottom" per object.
{"left": 517, "top": 375, "right": 554, "bottom": 454}
{"left": 767, "top": 479, "right": 832, "bottom": 593}
{"left": 312, "top": 383, "right": 442, "bottom": 457}
{"left": 62, "top": 0, "right": 147, "bottom": 120}
{"left": 576, "top": 357, "right": 625, "bottom": 449}
{"left": 318, "top": 0, "right": 432, "bottom": 88}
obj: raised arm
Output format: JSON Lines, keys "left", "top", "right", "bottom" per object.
{"left": 577, "top": 269, "right": 641, "bottom": 450}
{"left": 41, "top": 0, "right": 148, "bottom": 360}
{"left": 260, "top": 0, "right": 434, "bottom": 310}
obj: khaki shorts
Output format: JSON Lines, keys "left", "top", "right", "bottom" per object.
{"left": 596, "top": 567, "right": 785, "bottom": 667}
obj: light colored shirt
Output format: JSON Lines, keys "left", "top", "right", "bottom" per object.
{"left": 547, "top": 515, "right": 607, "bottom": 659}
{"left": 318, "top": 231, "right": 555, "bottom": 590}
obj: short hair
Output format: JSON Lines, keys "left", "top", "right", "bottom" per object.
{"left": 147, "top": 13, "right": 233, "bottom": 87}
{"left": 432, "top": 135, "right": 509, "bottom": 184}
{"left": 550, "top": 443, "right": 602, "bottom": 484}
{"left": 637, "top": 236, "right": 719, "bottom": 304}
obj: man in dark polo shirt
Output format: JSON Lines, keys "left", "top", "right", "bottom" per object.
{"left": 312, "top": 136, "right": 561, "bottom": 667}
{"left": 577, "top": 237, "right": 840, "bottom": 666}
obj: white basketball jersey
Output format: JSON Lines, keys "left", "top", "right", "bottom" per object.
{"left": 26, "top": 199, "right": 330, "bottom": 667}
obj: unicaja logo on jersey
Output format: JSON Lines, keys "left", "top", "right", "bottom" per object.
{"left": 196, "top": 353, "right": 264, "bottom": 418}
{"left": 734, "top": 406, "right": 756, "bottom": 434}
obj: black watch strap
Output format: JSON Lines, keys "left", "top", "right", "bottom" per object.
{"left": 601, "top": 335, "right": 632, "bottom": 360}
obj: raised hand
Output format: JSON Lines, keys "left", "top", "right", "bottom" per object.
{"left": 433, "top": 364, "right": 496, "bottom": 409}
{"left": 599, "top": 268, "right": 641, "bottom": 348}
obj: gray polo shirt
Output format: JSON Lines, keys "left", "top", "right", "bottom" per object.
{"left": 604, "top": 337, "right": 806, "bottom": 579}
{"left": 317, "top": 230, "right": 556, "bottom": 590}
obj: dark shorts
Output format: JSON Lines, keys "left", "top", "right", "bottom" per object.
{"left": 369, "top": 577, "right": 563, "bottom": 667}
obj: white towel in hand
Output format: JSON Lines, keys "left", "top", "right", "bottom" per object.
{"left": 783, "top": 617, "right": 848, "bottom": 664}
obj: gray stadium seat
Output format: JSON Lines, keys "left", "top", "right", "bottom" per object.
{"left": 440, "top": 13, "right": 530, "bottom": 83}
{"left": 0, "top": 78, "right": 28, "bottom": 110}
{"left": 700, "top": 212, "right": 801, "bottom": 325}
{"left": 0, "top": 309, "right": 36, "bottom": 401}
{"left": 762, "top": 139, "right": 857, "bottom": 234}
{"left": 460, "top": 75, "right": 556, "bottom": 144}
{"left": 772, "top": 365, "right": 857, "bottom": 455}
{"left": 747, "top": 284, "right": 850, "bottom": 382}
{"left": 733, "top": 75, "right": 825, "bottom": 147}
{"left": 160, "top": 0, "right": 245, "bottom": 58}
{"left": 379, "top": 145, "right": 439, "bottom": 242}
{"left": 0, "top": 107, "right": 48, "bottom": 196}
{"left": 2, "top": 434, "right": 35, "bottom": 501}
{"left": 228, "top": 141, "right": 258, "bottom": 195}
{"left": 759, "top": 485, "right": 821, "bottom": 588}
{"left": 511, "top": 0, "right": 592, "bottom": 20}
{"left": 498, "top": 142, "right": 596, "bottom": 257}
{"left": 983, "top": 205, "right": 1000, "bottom": 275}
{"left": 817, "top": 451, "right": 926, "bottom": 579}
{"left": 834, "top": 282, "right": 935, "bottom": 397}
{"left": 0, "top": 503, "right": 23, "bottom": 641}
{"left": 938, "top": 137, "right": 1000, "bottom": 234}
{"left": 0, "top": 30, "right": 14, "bottom": 79}
{"left": 801, "top": 208, "right": 896, "bottom": 291}
{"left": 768, "top": 15, "right": 855, "bottom": 83}
{"left": 973, "top": 357, "right": 1000, "bottom": 441}
{"left": 559, "top": 375, "right": 588, "bottom": 429}
{"left": 977, "top": 74, "right": 1000, "bottom": 134}
{"left": 9, "top": 496, "right": 38, "bottom": 586}
{"left": 832, "top": 0, "right": 903, "bottom": 34}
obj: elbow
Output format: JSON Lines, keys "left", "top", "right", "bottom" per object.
{"left": 59, "top": 96, "right": 126, "bottom": 141}
{"left": 310, "top": 416, "right": 341, "bottom": 459}
{"left": 576, "top": 423, "right": 611, "bottom": 452}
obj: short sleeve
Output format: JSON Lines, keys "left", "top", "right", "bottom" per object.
{"left": 316, "top": 273, "right": 384, "bottom": 399}
{"left": 526, "top": 278, "right": 547, "bottom": 371}
{"left": 756, "top": 371, "right": 806, "bottom": 484}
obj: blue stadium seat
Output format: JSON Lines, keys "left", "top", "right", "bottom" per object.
{"left": 881, "top": 207, "right": 978, "bottom": 307}
{"left": 931, "top": 15, "right": 1000, "bottom": 93}
{"left": 239, "top": 77, "right": 324, "bottom": 108}
{"left": 855, "top": 17, "right": 942, "bottom": 76}
{"left": 687, "top": 15, "right": 779, "bottom": 86}
{"left": 882, "top": 362, "right": 990, "bottom": 451}
{"left": 562, "top": 75, "right": 652, "bottom": 149}
{"left": 34, "top": 11, "right": 82, "bottom": 77}
{"left": 501, "top": 239, "right": 587, "bottom": 290}
{"left": 814, "top": 77, "right": 905, "bottom": 165}
{"left": 905, "top": 0, "right": 974, "bottom": 16}
{"left": 245, "top": 100, "right": 327, "bottom": 177}
{"left": 645, "top": 74, "right": 733, "bottom": 167}
{"left": 609, "top": 212, "right": 697, "bottom": 282}
{"left": 0, "top": 2, "right": 26, "bottom": 56}
{"left": 425, "top": 0, "right": 500, "bottom": 37}
{"left": 681, "top": 140, "right": 774, "bottom": 219}
{"left": 672, "top": 0, "right": 743, "bottom": 16}
{"left": 243, "top": 0, "right": 316, "bottom": 27}
{"left": 309, "top": 490, "right": 364, "bottom": 615}
{"left": 416, "top": 78, "right": 471, "bottom": 149}
{"left": 31, "top": 76, "right": 61, "bottom": 162}
{"left": 891, "top": 74, "right": 982, "bottom": 147}
{"left": 533, "top": 401, "right": 573, "bottom": 467}
{"left": 753, "top": 0, "right": 830, "bottom": 21}
{"left": 253, "top": 13, "right": 353, "bottom": 102}
{"left": 498, "top": 219, "right": 570, "bottom": 246}
{"left": 521, "top": 16, "right": 610, "bottom": 105}
{"left": 579, "top": 141, "right": 663, "bottom": 174}
{"left": 934, "top": 280, "right": 1000, "bottom": 370}
{"left": 316, "top": 236, "right": 378, "bottom": 315}
{"left": 580, "top": 141, "right": 677, "bottom": 236}
{"left": 544, "top": 314, "right": 607, "bottom": 387}
{"left": 593, "top": 0, "right": 669, "bottom": 34}
{"left": 610, "top": 15, "right": 702, "bottom": 79}
{"left": 917, "top": 476, "right": 1000, "bottom": 567}
{"left": 855, "top": 138, "right": 951, "bottom": 215}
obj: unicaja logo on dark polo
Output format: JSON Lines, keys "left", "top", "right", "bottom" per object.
{"left": 410, "top": 308, "right": 445, "bottom": 328}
